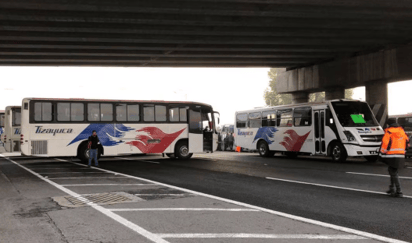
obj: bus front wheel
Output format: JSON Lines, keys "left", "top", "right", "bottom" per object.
{"left": 330, "top": 142, "right": 347, "bottom": 162}
{"left": 175, "top": 141, "right": 193, "bottom": 160}
{"left": 258, "top": 141, "right": 273, "bottom": 157}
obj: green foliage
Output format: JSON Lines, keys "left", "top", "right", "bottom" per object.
{"left": 264, "top": 68, "right": 354, "bottom": 106}
{"left": 264, "top": 69, "right": 292, "bottom": 106}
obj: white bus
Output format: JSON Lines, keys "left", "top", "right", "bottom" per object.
{"left": 0, "top": 110, "right": 5, "bottom": 147}
{"left": 20, "top": 98, "right": 219, "bottom": 161}
{"left": 235, "top": 100, "right": 384, "bottom": 162}
{"left": 2, "top": 106, "right": 21, "bottom": 152}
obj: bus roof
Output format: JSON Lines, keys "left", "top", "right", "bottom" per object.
{"left": 24, "top": 97, "right": 212, "bottom": 108}
{"left": 235, "top": 99, "right": 365, "bottom": 113}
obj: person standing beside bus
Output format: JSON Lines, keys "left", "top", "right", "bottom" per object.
{"left": 380, "top": 123, "right": 409, "bottom": 197}
{"left": 88, "top": 130, "right": 100, "bottom": 168}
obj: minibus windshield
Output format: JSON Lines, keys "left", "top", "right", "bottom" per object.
{"left": 331, "top": 101, "right": 378, "bottom": 127}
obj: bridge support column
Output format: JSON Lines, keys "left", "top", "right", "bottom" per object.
{"left": 325, "top": 87, "right": 345, "bottom": 100}
{"left": 291, "top": 92, "right": 309, "bottom": 104}
{"left": 366, "top": 81, "right": 388, "bottom": 127}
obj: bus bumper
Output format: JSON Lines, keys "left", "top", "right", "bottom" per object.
{"left": 343, "top": 144, "right": 380, "bottom": 157}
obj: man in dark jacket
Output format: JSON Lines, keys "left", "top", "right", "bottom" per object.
{"left": 88, "top": 130, "right": 100, "bottom": 168}
{"left": 380, "top": 123, "right": 409, "bottom": 197}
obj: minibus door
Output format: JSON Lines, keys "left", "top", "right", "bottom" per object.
{"left": 314, "top": 109, "right": 326, "bottom": 155}
{"left": 188, "top": 109, "right": 203, "bottom": 153}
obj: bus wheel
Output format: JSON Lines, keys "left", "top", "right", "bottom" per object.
{"left": 78, "top": 143, "right": 90, "bottom": 163}
{"left": 175, "top": 141, "right": 193, "bottom": 160}
{"left": 330, "top": 142, "right": 347, "bottom": 162}
{"left": 258, "top": 141, "right": 272, "bottom": 157}
{"left": 365, "top": 156, "right": 379, "bottom": 162}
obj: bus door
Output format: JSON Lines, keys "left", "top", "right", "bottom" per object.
{"left": 188, "top": 109, "right": 203, "bottom": 152}
{"left": 314, "top": 109, "right": 326, "bottom": 155}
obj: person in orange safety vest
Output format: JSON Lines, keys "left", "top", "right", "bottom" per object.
{"left": 380, "top": 123, "right": 409, "bottom": 197}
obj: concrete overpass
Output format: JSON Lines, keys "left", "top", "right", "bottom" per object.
{"left": 2, "top": 0, "right": 412, "bottom": 123}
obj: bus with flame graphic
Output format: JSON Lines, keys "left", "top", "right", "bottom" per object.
{"left": 20, "top": 98, "right": 219, "bottom": 161}
{"left": 235, "top": 100, "right": 384, "bottom": 162}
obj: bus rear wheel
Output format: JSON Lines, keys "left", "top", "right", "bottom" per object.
{"left": 330, "top": 142, "right": 347, "bottom": 162}
{"left": 258, "top": 141, "right": 273, "bottom": 157}
{"left": 175, "top": 141, "right": 193, "bottom": 160}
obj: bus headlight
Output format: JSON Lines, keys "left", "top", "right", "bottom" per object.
{"left": 343, "top": 131, "right": 356, "bottom": 142}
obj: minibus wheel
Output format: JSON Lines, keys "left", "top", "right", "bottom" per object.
{"left": 258, "top": 141, "right": 273, "bottom": 157}
{"left": 330, "top": 142, "right": 347, "bottom": 162}
{"left": 175, "top": 141, "right": 193, "bottom": 159}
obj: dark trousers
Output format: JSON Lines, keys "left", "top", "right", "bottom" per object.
{"left": 388, "top": 166, "right": 401, "bottom": 192}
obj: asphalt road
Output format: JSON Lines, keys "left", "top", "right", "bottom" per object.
{"left": 1, "top": 152, "right": 411, "bottom": 242}
{"left": 97, "top": 153, "right": 412, "bottom": 242}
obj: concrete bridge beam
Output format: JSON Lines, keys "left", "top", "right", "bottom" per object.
{"left": 291, "top": 92, "right": 309, "bottom": 104}
{"left": 325, "top": 87, "right": 345, "bottom": 100}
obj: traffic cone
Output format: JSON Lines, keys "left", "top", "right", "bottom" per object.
{"left": 236, "top": 146, "right": 241, "bottom": 152}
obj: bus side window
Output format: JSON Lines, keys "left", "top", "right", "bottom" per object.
{"left": 155, "top": 105, "right": 167, "bottom": 122}
{"left": 277, "top": 109, "right": 293, "bottom": 127}
{"left": 248, "top": 112, "right": 262, "bottom": 128}
{"left": 236, "top": 113, "right": 247, "bottom": 128}
{"left": 128, "top": 105, "right": 139, "bottom": 122}
{"left": 293, "top": 107, "right": 312, "bottom": 126}
{"left": 262, "top": 111, "right": 276, "bottom": 127}
{"left": 116, "top": 104, "right": 127, "bottom": 122}
{"left": 88, "top": 103, "right": 100, "bottom": 122}
{"left": 34, "top": 102, "right": 52, "bottom": 122}
{"left": 143, "top": 104, "right": 155, "bottom": 122}
{"left": 169, "top": 107, "right": 179, "bottom": 122}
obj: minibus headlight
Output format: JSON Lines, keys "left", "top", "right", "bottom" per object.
{"left": 343, "top": 131, "right": 356, "bottom": 142}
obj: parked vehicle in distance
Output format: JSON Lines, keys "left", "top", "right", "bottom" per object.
{"left": 235, "top": 100, "right": 384, "bottom": 162}
{"left": 20, "top": 98, "right": 219, "bottom": 161}
{"left": 2, "top": 106, "right": 21, "bottom": 152}
{"left": 388, "top": 113, "right": 412, "bottom": 158}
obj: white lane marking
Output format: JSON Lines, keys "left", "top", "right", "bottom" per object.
{"left": 347, "top": 172, "right": 412, "bottom": 180}
{"left": 110, "top": 208, "right": 259, "bottom": 212}
{"left": 0, "top": 155, "right": 170, "bottom": 243}
{"left": 38, "top": 172, "right": 110, "bottom": 174}
{"left": 30, "top": 168, "right": 90, "bottom": 170}
{"left": 135, "top": 194, "right": 187, "bottom": 196}
{"left": 266, "top": 177, "right": 412, "bottom": 199}
{"left": 157, "top": 233, "right": 366, "bottom": 239}
{"left": 69, "top": 161, "right": 408, "bottom": 243}
{"left": 48, "top": 177, "right": 128, "bottom": 179}
{"left": 61, "top": 184, "right": 155, "bottom": 187}
{"left": 116, "top": 157, "right": 160, "bottom": 164}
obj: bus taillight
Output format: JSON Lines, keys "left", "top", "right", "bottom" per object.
{"left": 20, "top": 134, "right": 24, "bottom": 144}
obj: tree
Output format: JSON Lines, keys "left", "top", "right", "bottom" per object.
{"left": 264, "top": 69, "right": 292, "bottom": 106}
{"left": 264, "top": 68, "right": 354, "bottom": 106}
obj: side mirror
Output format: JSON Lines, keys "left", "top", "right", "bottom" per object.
{"left": 218, "top": 118, "right": 220, "bottom": 124}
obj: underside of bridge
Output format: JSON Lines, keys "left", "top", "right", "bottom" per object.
{"left": 1, "top": 0, "right": 412, "bottom": 67}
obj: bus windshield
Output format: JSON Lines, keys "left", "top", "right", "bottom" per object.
{"left": 331, "top": 101, "right": 378, "bottom": 127}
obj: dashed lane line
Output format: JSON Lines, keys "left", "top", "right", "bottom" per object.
{"left": 157, "top": 233, "right": 366, "bottom": 239}
{"left": 64, "top": 159, "right": 408, "bottom": 243}
{"left": 0, "top": 155, "right": 170, "bottom": 243}
{"left": 47, "top": 177, "right": 128, "bottom": 179}
{"left": 347, "top": 172, "right": 412, "bottom": 180}
{"left": 266, "top": 177, "right": 412, "bottom": 199}
{"left": 110, "top": 208, "right": 259, "bottom": 212}
{"left": 135, "top": 194, "right": 187, "bottom": 196}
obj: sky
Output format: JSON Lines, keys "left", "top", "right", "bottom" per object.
{"left": 0, "top": 67, "right": 411, "bottom": 125}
